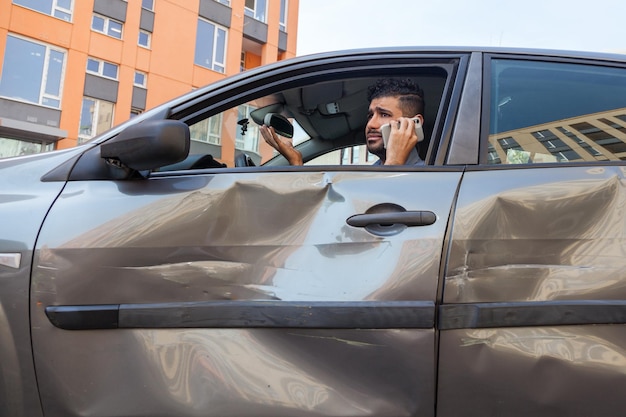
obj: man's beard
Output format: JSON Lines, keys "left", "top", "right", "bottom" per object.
{"left": 366, "top": 130, "right": 386, "bottom": 158}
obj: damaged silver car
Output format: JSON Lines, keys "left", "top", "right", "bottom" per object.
{"left": 2, "top": 47, "right": 626, "bottom": 417}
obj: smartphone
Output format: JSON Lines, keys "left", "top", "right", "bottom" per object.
{"left": 381, "top": 118, "right": 424, "bottom": 148}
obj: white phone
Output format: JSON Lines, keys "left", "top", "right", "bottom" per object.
{"left": 381, "top": 118, "right": 424, "bottom": 148}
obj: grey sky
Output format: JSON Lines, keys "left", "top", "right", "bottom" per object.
{"left": 296, "top": 0, "right": 626, "bottom": 56}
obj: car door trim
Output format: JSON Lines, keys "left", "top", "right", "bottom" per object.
{"left": 446, "top": 51, "right": 482, "bottom": 165}
{"left": 45, "top": 300, "right": 435, "bottom": 330}
{"left": 439, "top": 300, "right": 626, "bottom": 329}
{"left": 48, "top": 300, "right": 626, "bottom": 330}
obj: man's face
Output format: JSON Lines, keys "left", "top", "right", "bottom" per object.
{"left": 365, "top": 96, "right": 405, "bottom": 156}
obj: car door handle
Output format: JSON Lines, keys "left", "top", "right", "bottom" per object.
{"left": 346, "top": 211, "right": 436, "bottom": 228}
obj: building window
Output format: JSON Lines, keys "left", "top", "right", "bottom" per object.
{"left": 240, "top": 51, "right": 246, "bottom": 72}
{"left": 340, "top": 148, "right": 349, "bottom": 165}
{"left": 244, "top": 0, "right": 267, "bottom": 22}
{"left": 194, "top": 18, "right": 227, "bottom": 73}
{"left": 86, "top": 58, "right": 119, "bottom": 80}
{"left": 13, "top": 0, "right": 73, "bottom": 21}
{"left": 190, "top": 114, "right": 222, "bottom": 145}
{"left": 130, "top": 108, "right": 143, "bottom": 118}
{"left": 0, "top": 137, "right": 54, "bottom": 158}
{"left": 91, "top": 14, "right": 123, "bottom": 39}
{"left": 141, "top": 0, "right": 153, "bottom": 10}
{"left": 213, "top": 0, "right": 230, "bottom": 5}
{"left": 138, "top": 30, "right": 151, "bottom": 48}
{"left": 352, "top": 146, "right": 360, "bottom": 164}
{"left": 235, "top": 105, "right": 259, "bottom": 151}
{"left": 339, "top": 147, "right": 361, "bottom": 165}
{"left": 79, "top": 97, "right": 114, "bottom": 142}
{"left": 0, "top": 35, "right": 66, "bottom": 109}
{"left": 134, "top": 71, "right": 147, "bottom": 88}
{"left": 279, "top": 0, "right": 287, "bottom": 31}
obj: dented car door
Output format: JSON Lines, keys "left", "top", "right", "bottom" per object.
{"left": 437, "top": 54, "right": 626, "bottom": 417}
{"left": 31, "top": 167, "right": 462, "bottom": 417}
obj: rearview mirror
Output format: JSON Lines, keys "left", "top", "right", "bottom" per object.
{"left": 264, "top": 113, "right": 294, "bottom": 138}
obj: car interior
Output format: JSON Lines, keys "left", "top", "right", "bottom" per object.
{"left": 161, "top": 68, "right": 450, "bottom": 171}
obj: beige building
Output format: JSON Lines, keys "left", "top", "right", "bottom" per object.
{"left": 489, "top": 108, "right": 626, "bottom": 164}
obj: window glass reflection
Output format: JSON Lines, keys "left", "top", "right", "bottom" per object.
{"left": 489, "top": 59, "right": 626, "bottom": 164}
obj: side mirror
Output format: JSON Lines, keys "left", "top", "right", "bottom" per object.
{"left": 264, "top": 113, "right": 294, "bottom": 138}
{"left": 100, "top": 120, "right": 190, "bottom": 171}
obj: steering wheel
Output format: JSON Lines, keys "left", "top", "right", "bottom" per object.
{"left": 234, "top": 153, "right": 256, "bottom": 167}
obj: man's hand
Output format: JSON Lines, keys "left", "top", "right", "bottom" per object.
{"left": 383, "top": 117, "right": 420, "bottom": 165}
{"left": 260, "top": 125, "right": 303, "bottom": 166}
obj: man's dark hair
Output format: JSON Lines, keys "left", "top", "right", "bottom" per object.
{"left": 367, "top": 78, "right": 425, "bottom": 117}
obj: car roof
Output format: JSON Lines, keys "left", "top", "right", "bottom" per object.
{"left": 297, "top": 45, "right": 626, "bottom": 62}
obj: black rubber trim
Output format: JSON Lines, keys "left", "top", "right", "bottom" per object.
{"left": 46, "top": 304, "right": 119, "bottom": 330}
{"left": 439, "top": 300, "right": 626, "bottom": 330}
{"left": 46, "top": 301, "right": 435, "bottom": 330}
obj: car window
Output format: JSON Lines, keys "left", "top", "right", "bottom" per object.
{"left": 487, "top": 58, "right": 626, "bottom": 164}
{"left": 305, "top": 145, "right": 378, "bottom": 165}
{"left": 186, "top": 97, "right": 311, "bottom": 167}
{"left": 172, "top": 67, "right": 450, "bottom": 170}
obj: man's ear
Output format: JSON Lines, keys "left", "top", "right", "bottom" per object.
{"left": 413, "top": 114, "right": 425, "bottom": 124}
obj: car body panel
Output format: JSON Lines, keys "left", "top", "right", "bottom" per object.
{"left": 0, "top": 147, "right": 87, "bottom": 417}
{"left": 31, "top": 169, "right": 462, "bottom": 416}
{"left": 438, "top": 165, "right": 626, "bottom": 416}
{"left": 438, "top": 325, "right": 626, "bottom": 417}
{"left": 446, "top": 165, "right": 626, "bottom": 303}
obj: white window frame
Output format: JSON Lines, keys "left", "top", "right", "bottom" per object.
{"left": 351, "top": 146, "right": 360, "bottom": 164}
{"left": 86, "top": 57, "right": 119, "bottom": 80}
{"left": 134, "top": 71, "right": 147, "bottom": 88}
{"left": 213, "top": 0, "right": 230, "bottom": 5}
{"left": 0, "top": 136, "right": 55, "bottom": 158}
{"left": 13, "top": 0, "right": 73, "bottom": 21}
{"left": 0, "top": 34, "right": 66, "bottom": 109}
{"left": 138, "top": 30, "right": 151, "bottom": 48}
{"left": 194, "top": 18, "right": 227, "bottom": 73}
{"left": 279, "top": 0, "right": 287, "bottom": 32}
{"left": 244, "top": 0, "right": 267, "bottom": 23}
{"left": 91, "top": 13, "right": 123, "bottom": 39}
{"left": 78, "top": 97, "right": 115, "bottom": 142}
{"left": 240, "top": 51, "right": 246, "bottom": 72}
{"left": 190, "top": 114, "right": 222, "bottom": 145}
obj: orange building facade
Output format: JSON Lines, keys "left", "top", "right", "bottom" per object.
{"left": 0, "top": 0, "right": 299, "bottom": 164}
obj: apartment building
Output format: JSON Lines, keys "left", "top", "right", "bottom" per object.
{"left": 488, "top": 108, "right": 626, "bottom": 164}
{"left": 0, "top": 0, "right": 299, "bottom": 164}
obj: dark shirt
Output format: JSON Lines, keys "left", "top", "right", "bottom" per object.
{"left": 373, "top": 148, "right": 424, "bottom": 166}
